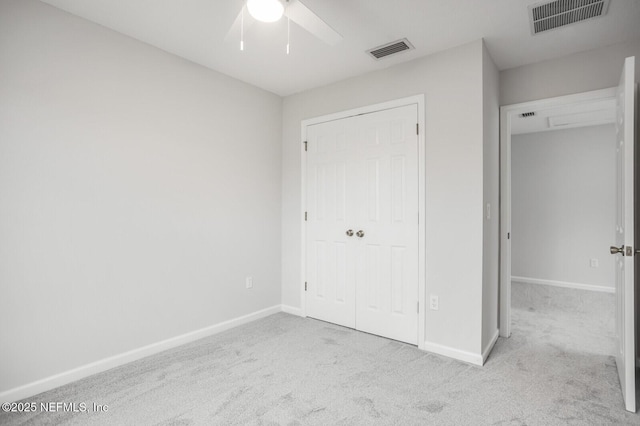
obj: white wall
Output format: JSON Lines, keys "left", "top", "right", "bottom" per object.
{"left": 481, "top": 43, "right": 500, "bottom": 352}
{"left": 0, "top": 0, "right": 282, "bottom": 395}
{"left": 511, "top": 125, "right": 616, "bottom": 289}
{"left": 500, "top": 39, "right": 640, "bottom": 105}
{"left": 282, "top": 40, "right": 491, "bottom": 358}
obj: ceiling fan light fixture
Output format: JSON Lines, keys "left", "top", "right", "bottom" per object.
{"left": 246, "top": 0, "right": 285, "bottom": 23}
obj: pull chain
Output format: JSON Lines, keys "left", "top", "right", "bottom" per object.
{"left": 286, "top": 17, "right": 290, "bottom": 55}
{"left": 240, "top": 7, "right": 245, "bottom": 51}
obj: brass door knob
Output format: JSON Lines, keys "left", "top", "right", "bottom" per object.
{"left": 346, "top": 229, "right": 354, "bottom": 237}
{"left": 356, "top": 230, "right": 365, "bottom": 238}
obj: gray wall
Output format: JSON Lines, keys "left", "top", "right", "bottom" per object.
{"left": 282, "top": 40, "right": 497, "bottom": 357}
{"left": 0, "top": 0, "right": 282, "bottom": 394}
{"left": 511, "top": 125, "right": 616, "bottom": 288}
{"left": 482, "top": 43, "right": 500, "bottom": 351}
{"left": 501, "top": 39, "right": 640, "bottom": 106}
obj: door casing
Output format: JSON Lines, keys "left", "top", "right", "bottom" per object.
{"left": 300, "top": 95, "right": 426, "bottom": 349}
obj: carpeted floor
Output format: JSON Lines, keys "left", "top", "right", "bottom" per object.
{"left": 1, "top": 285, "right": 638, "bottom": 425}
{"left": 511, "top": 281, "right": 616, "bottom": 357}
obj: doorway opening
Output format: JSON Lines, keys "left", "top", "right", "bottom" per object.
{"left": 500, "top": 87, "right": 618, "bottom": 336}
{"left": 500, "top": 55, "right": 636, "bottom": 413}
{"left": 509, "top": 97, "right": 618, "bottom": 356}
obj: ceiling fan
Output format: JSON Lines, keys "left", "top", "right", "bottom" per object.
{"left": 224, "top": 0, "right": 343, "bottom": 49}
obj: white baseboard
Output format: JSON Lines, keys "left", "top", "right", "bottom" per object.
{"left": 281, "top": 304, "right": 304, "bottom": 317}
{"left": 422, "top": 340, "right": 483, "bottom": 366}
{"left": 482, "top": 330, "right": 500, "bottom": 364}
{"left": 0, "top": 305, "right": 281, "bottom": 403}
{"left": 511, "top": 276, "right": 614, "bottom": 293}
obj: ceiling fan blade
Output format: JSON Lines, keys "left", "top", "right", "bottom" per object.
{"left": 284, "top": 0, "right": 342, "bottom": 46}
{"left": 224, "top": 5, "right": 256, "bottom": 43}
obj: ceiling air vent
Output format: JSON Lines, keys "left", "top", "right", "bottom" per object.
{"left": 520, "top": 112, "right": 536, "bottom": 118}
{"left": 529, "top": 0, "right": 610, "bottom": 35}
{"left": 367, "top": 38, "right": 414, "bottom": 60}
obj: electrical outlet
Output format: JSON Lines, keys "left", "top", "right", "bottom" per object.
{"left": 245, "top": 276, "right": 253, "bottom": 289}
{"left": 590, "top": 259, "right": 599, "bottom": 268}
{"left": 429, "top": 294, "right": 439, "bottom": 311}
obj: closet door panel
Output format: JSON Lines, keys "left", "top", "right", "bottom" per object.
{"left": 355, "top": 105, "right": 419, "bottom": 345}
{"left": 305, "top": 120, "right": 357, "bottom": 328}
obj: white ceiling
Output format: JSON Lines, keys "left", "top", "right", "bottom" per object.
{"left": 40, "top": 0, "right": 640, "bottom": 96}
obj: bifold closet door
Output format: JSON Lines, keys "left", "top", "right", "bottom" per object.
{"left": 306, "top": 104, "right": 419, "bottom": 345}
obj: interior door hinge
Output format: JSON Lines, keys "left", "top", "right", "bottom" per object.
{"left": 304, "top": 211, "right": 308, "bottom": 221}
{"left": 508, "top": 232, "right": 510, "bottom": 240}
{"left": 416, "top": 123, "right": 419, "bottom": 135}
{"left": 417, "top": 301, "right": 419, "bottom": 313}
{"left": 305, "top": 282, "right": 307, "bottom": 291}
{"left": 303, "top": 141, "right": 307, "bottom": 152}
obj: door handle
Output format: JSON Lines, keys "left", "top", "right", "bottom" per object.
{"left": 356, "top": 230, "right": 365, "bottom": 238}
{"left": 610, "top": 245, "right": 625, "bottom": 255}
{"left": 346, "top": 229, "right": 354, "bottom": 237}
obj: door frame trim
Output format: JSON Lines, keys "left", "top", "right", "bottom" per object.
{"left": 300, "top": 94, "right": 426, "bottom": 349}
{"left": 498, "top": 87, "right": 617, "bottom": 338}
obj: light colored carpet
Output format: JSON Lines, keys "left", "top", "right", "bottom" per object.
{"left": 511, "top": 281, "right": 616, "bottom": 357}
{"left": 1, "top": 289, "right": 638, "bottom": 425}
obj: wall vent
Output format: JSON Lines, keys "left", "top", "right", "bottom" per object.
{"left": 367, "top": 38, "right": 414, "bottom": 60}
{"left": 520, "top": 112, "right": 536, "bottom": 118}
{"left": 529, "top": 0, "right": 610, "bottom": 35}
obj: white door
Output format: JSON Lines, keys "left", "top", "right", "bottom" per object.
{"left": 354, "top": 106, "right": 419, "bottom": 344}
{"left": 305, "top": 118, "right": 358, "bottom": 328}
{"left": 306, "top": 104, "right": 419, "bottom": 344}
{"left": 612, "top": 56, "right": 635, "bottom": 413}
